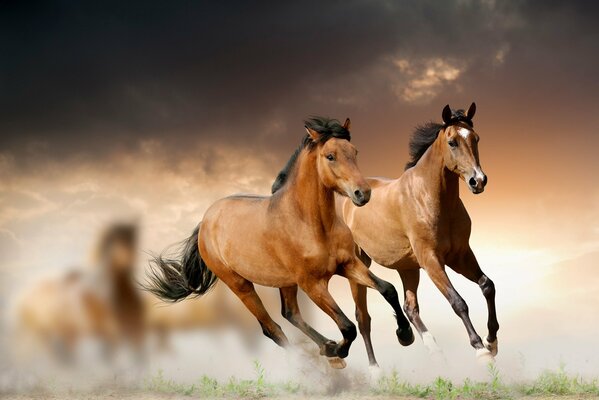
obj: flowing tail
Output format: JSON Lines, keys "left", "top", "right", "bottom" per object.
{"left": 144, "top": 224, "right": 218, "bottom": 302}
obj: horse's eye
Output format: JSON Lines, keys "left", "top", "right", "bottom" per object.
{"left": 326, "top": 154, "right": 335, "bottom": 161}
{"left": 448, "top": 140, "right": 458, "bottom": 148}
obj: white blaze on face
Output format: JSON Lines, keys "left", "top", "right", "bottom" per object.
{"left": 458, "top": 127, "right": 472, "bottom": 139}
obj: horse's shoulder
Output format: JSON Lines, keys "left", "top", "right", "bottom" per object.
{"left": 452, "top": 199, "right": 472, "bottom": 230}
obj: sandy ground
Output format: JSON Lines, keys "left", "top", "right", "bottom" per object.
{"left": 2, "top": 392, "right": 598, "bottom": 400}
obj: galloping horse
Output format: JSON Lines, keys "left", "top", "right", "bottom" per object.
{"left": 146, "top": 117, "right": 413, "bottom": 368}
{"left": 341, "top": 104, "right": 498, "bottom": 366}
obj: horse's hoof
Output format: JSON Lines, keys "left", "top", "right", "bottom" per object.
{"left": 422, "top": 331, "right": 442, "bottom": 354}
{"left": 335, "top": 344, "right": 349, "bottom": 359}
{"left": 396, "top": 326, "right": 415, "bottom": 346}
{"left": 476, "top": 347, "right": 495, "bottom": 365}
{"left": 368, "top": 364, "right": 383, "bottom": 383}
{"left": 327, "top": 357, "right": 347, "bottom": 369}
{"left": 320, "top": 340, "right": 338, "bottom": 357}
{"left": 484, "top": 338, "right": 498, "bottom": 357}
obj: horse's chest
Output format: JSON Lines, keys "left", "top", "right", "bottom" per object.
{"left": 301, "top": 234, "right": 353, "bottom": 276}
{"left": 416, "top": 216, "right": 468, "bottom": 256}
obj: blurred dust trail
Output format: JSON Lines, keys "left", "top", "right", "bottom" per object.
{"left": 285, "top": 341, "right": 369, "bottom": 395}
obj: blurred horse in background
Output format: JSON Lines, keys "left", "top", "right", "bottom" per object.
{"left": 12, "top": 223, "right": 145, "bottom": 363}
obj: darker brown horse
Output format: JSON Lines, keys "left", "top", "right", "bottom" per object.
{"left": 146, "top": 117, "right": 413, "bottom": 368}
{"left": 342, "top": 104, "right": 498, "bottom": 367}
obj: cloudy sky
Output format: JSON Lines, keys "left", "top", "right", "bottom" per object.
{"left": 0, "top": 0, "right": 598, "bottom": 377}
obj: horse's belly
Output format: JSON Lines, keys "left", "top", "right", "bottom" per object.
{"left": 232, "top": 259, "right": 296, "bottom": 287}
{"left": 352, "top": 222, "right": 413, "bottom": 267}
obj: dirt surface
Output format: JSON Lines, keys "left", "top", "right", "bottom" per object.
{"left": 2, "top": 392, "right": 598, "bottom": 400}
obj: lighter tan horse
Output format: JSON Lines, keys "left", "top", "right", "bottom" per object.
{"left": 146, "top": 117, "right": 413, "bottom": 368}
{"left": 342, "top": 103, "right": 498, "bottom": 366}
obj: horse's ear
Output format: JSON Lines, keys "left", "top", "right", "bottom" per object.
{"left": 343, "top": 118, "right": 351, "bottom": 131}
{"left": 466, "top": 102, "right": 476, "bottom": 119}
{"left": 305, "top": 126, "right": 320, "bottom": 141}
{"left": 442, "top": 104, "right": 452, "bottom": 124}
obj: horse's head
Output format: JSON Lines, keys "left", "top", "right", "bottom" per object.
{"left": 96, "top": 222, "right": 138, "bottom": 274}
{"left": 440, "top": 103, "right": 487, "bottom": 194}
{"left": 306, "top": 118, "right": 371, "bottom": 206}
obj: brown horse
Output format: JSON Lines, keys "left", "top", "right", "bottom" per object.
{"left": 341, "top": 103, "right": 498, "bottom": 367}
{"left": 146, "top": 117, "right": 413, "bottom": 368}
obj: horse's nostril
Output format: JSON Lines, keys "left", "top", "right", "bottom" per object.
{"left": 468, "top": 177, "right": 477, "bottom": 187}
{"left": 354, "top": 189, "right": 363, "bottom": 199}
{"left": 482, "top": 175, "right": 488, "bottom": 186}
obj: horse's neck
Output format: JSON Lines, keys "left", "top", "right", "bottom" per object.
{"left": 411, "top": 137, "right": 460, "bottom": 208}
{"left": 285, "top": 150, "right": 336, "bottom": 230}
{"left": 99, "top": 266, "right": 136, "bottom": 297}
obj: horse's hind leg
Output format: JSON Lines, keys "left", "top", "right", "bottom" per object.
{"left": 398, "top": 269, "right": 442, "bottom": 355}
{"left": 350, "top": 282, "right": 379, "bottom": 370}
{"left": 451, "top": 249, "right": 499, "bottom": 356}
{"left": 350, "top": 249, "right": 379, "bottom": 368}
{"left": 347, "top": 246, "right": 379, "bottom": 367}
{"left": 341, "top": 260, "right": 414, "bottom": 347}
{"left": 220, "top": 272, "right": 289, "bottom": 348}
{"left": 279, "top": 286, "right": 334, "bottom": 353}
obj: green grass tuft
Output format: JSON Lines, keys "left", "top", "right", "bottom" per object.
{"left": 144, "top": 360, "right": 304, "bottom": 398}
{"left": 373, "top": 362, "right": 598, "bottom": 399}
{"left": 518, "top": 363, "right": 599, "bottom": 396}
{"left": 144, "top": 361, "right": 599, "bottom": 399}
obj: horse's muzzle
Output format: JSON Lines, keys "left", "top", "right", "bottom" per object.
{"left": 468, "top": 172, "right": 487, "bottom": 194}
{"left": 351, "top": 187, "right": 371, "bottom": 207}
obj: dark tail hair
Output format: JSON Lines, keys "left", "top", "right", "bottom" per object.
{"left": 144, "top": 224, "right": 218, "bottom": 302}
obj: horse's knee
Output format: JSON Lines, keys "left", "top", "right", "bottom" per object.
{"left": 448, "top": 289, "right": 469, "bottom": 316}
{"left": 479, "top": 275, "right": 495, "bottom": 298}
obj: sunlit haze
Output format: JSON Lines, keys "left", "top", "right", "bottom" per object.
{"left": 0, "top": 1, "right": 598, "bottom": 394}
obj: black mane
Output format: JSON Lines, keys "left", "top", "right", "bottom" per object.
{"left": 271, "top": 117, "right": 351, "bottom": 193}
{"left": 404, "top": 108, "right": 471, "bottom": 170}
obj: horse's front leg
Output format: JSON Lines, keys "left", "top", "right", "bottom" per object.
{"left": 416, "top": 249, "right": 493, "bottom": 362}
{"left": 298, "top": 279, "right": 356, "bottom": 368}
{"left": 340, "top": 259, "right": 414, "bottom": 347}
{"left": 450, "top": 248, "right": 499, "bottom": 356}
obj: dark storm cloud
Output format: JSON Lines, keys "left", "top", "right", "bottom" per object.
{"left": 0, "top": 1, "right": 513, "bottom": 157}
{"left": 0, "top": 0, "right": 597, "bottom": 163}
